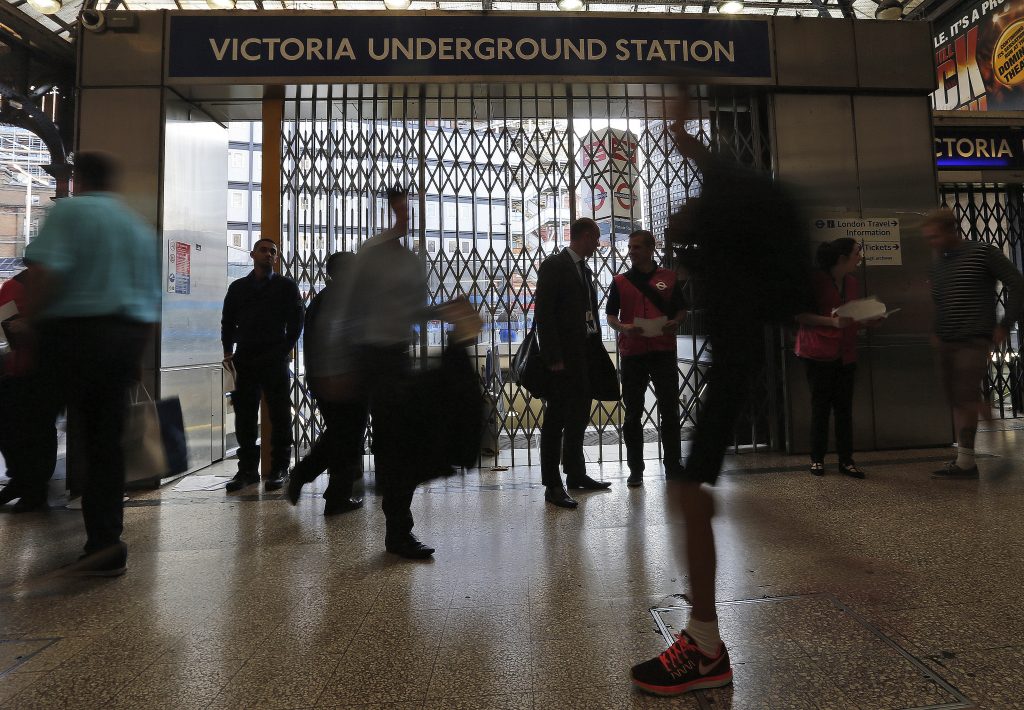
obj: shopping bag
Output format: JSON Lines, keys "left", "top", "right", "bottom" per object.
{"left": 123, "top": 386, "right": 188, "bottom": 482}
{"left": 123, "top": 387, "right": 167, "bottom": 482}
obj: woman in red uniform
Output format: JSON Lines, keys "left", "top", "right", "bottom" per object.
{"left": 795, "top": 238, "right": 866, "bottom": 478}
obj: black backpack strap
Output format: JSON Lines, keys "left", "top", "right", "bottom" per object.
{"left": 624, "top": 270, "right": 680, "bottom": 320}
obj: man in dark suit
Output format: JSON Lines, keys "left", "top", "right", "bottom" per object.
{"left": 534, "top": 217, "right": 613, "bottom": 508}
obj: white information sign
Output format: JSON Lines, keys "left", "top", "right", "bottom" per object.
{"left": 811, "top": 217, "right": 902, "bottom": 266}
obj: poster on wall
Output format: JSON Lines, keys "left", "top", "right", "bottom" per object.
{"left": 167, "top": 241, "right": 192, "bottom": 295}
{"left": 932, "top": 0, "right": 1024, "bottom": 111}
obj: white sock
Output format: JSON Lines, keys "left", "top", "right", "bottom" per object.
{"left": 685, "top": 617, "right": 722, "bottom": 656}
{"left": 956, "top": 447, "right": 976, "bottom": 470}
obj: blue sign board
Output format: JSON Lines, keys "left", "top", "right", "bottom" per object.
{"left": 935, "top": 125, "right": 1024, "bottom": 170}
{"left": 167, "top": 13, "right": 773, "bottom": 81}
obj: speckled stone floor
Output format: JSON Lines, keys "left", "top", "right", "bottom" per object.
{"left": 1, "top": 429, "right": 1023, "bottom": 709}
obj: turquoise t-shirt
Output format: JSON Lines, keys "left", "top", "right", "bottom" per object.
{"left": 25, "top": 193, "right": 161, "bottom": 323}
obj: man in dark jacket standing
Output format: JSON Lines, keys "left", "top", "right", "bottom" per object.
{"left": 222, "top": 239, "right": 304, "bottom": 492}
{"left": 534, "top": 217, "right": 613, "bottom": 509}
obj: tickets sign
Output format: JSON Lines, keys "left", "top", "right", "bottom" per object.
{"left": 811, "top": 218, "right": 902, "bottom": 267}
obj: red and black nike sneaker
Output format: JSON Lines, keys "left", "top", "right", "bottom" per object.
{"left": 630, "top": 631, "right": 733, "bottom": 696}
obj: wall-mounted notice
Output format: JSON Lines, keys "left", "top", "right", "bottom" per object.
{"left": 811, "top": 218, "right": 902, "bottom": 266}
{"left": 167, "top": 241, "right": 192, "bottom": 294}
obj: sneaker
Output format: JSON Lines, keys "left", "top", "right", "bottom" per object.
{"left": 225, "top": 470, "right": 259, "bottom": 493}
{"left": 839, "top": 462, "right": 865, "bottom": 479}
{"left": 931, "top": 462, "right": 979, "bottom": 480}
{"left": 630, "top": 632, "right": 733, "bottom": 697}
{"left": 62, "top": 542, "right": 128, "bottom": 578}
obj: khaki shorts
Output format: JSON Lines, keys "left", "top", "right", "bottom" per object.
{"left": 938, "top": 339, "right": 991, "bottom": 408}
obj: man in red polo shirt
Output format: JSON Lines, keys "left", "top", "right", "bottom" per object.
{"left": 606, "top": 229, "right": 686, "bottom": 486}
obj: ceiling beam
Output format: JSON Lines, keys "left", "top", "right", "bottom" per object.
{"left": 0, "top": 2, "right": 74, "bottom": 66}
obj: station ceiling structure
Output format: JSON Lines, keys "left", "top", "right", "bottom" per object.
{"left": 3, "top": 0, "right": 938, "bottom": 51}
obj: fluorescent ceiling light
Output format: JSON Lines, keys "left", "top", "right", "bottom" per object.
{"left": 556, "top": 0, "right": 586, "bottom": 10}
{"left": 27, "top": 0, "right": 62, "bottom": 14}
{"left": 717, "top": 0, "right": 744, "bottom": 12}
{"left": 874, "top": 0, "right": 902, "bottom": 19}
{"left": 206, "top": 0, "right": 236, "bottom": 8}
{"left": 383, "top": 0, "right": 412, "bottom": 8}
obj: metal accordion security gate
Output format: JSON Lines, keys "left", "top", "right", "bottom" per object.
{"left": 940, "top": 183, "right": 1024, "bottom": 419}
{"left": 280, "top": 83, "right": 774, "bottom": 465}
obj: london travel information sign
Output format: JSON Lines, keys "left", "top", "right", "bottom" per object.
{"left": 167, "top": 13, "right": 773, "bottom": 81}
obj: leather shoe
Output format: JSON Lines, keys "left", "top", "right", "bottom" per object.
{"left": 264, "top": 468, "right": 287, "bottom": 492}
{"left": 544, "top": 486, "right": 578, "bottom": 508}
{"left": 566, "top": 475, "right": 612, "bottom": 490}
{"left": 0, "top": 484, "right": 21, "bottom": 506}
{"left": 12, "top": 496, "right": 47, "bottom": 513}
{"left": 385, "top": 535, "right": 435, "bottom": 559}
{"left": 226, "top": 470, "right": 259, "bottom": 493}
{"left": 324, "top": 497, "right": 364, "bottom": 516}
{"left": 626, "top": 473, "right": 643, "bottom": 487}
{"left": 286, "top": 471, "right": 304, "bottom": 505}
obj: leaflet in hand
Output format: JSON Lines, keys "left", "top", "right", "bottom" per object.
{"left": 634, "top": 316, "right": 668, "bottom": 337}
{"left": 833, "top": 297, "right": 887, "bottom": 322}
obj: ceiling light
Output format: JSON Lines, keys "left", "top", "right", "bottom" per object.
{"left": 874, "top": 0, "right": 902, "bottom": 19}
{"left": 383, "top": 0, "right": 412, "bottom": 8}
{"left": 27, "top": 0, "right": 62, "bottom": 15}
{"left": 206, "top": 0, "right": 236, "bottom": 8}
{"left": 556, "top": 0, "right": 586, "bottom": 10}
{"left": 717, "top": 0, "right": 744, "bottom": 13}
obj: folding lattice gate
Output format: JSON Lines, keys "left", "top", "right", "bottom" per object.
{"left": 280, "top": 83, "right": 775, "bottom": 464}
{"left": 940, "top": 183, "right": 1024, "bottom": 418}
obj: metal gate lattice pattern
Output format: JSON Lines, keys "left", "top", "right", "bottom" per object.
{"left": 281, "top": 83, "right": 774, "bottom": 464}
{"left": 941, "top": 184, "right": 1024, "bottom": 418}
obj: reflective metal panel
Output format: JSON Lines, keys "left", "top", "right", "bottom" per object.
{"left": 160, "top": 366, "right": 217, "bottom": 474}
{"left": 161, "top": 98, "right": 228, "bottom": 367}
{"left": 79, "top": 10, "right": 165, "bottom": 88}
{"left": 773, "top": 18, "right": 857, "bottom": 90}
{"left": 854, "top": 20, "right": 936, "bottom": 92}
{"left": 771, "top": 94, "right": 859, "bottom": 209}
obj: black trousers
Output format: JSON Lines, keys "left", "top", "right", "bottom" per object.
{"left": 682, "top": 333, "right": 764, "bottom": 486}
{"left": 293, "top": 397, "right": 368, "bottom": 500}
{"left": 359, "top": 346, "right": 419, "bottom": 542}
{"left": 232, "top": 353, "right": 293, "bottom": 473}
{"left": 38, "top": 317, "right": 148, "bottom": 552}
{"left": 0, "top": 372, "right": 58, "bottom": 503}
{"left": 540, "top": 368, "right": 591, "bottom": 487}
{"left": 803, "top": 358, "right": 856, "bottom": 464}
{"left": 621, "top": 350, "right": 682, "bottom": 476}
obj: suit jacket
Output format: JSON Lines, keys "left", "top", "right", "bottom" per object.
{"left": 534, "top": 249, "right": 600, "bottom": 374}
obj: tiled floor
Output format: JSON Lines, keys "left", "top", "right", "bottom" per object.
{"left": 1, "top": 430, "right": 1023, "bottom": 709}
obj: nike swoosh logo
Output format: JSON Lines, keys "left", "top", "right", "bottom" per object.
{"left": 698, "top": 657, "right": 722, "bottom": 675}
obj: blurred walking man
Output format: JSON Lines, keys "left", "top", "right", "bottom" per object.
{"left": 924, "top": 208, "right": 1024, "bottom": 479}
{"left": 222, "top": 239, "right": 304, "bottom": 492}
{"left": 629, "top": 91, "right": 811, "bottom": 695}
{"left": 21, "top": 152, "right": 160, "bottom": 576}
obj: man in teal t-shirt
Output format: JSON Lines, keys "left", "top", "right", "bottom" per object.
{"left": 21, "top": 152, "right": 160, "bottom": 577}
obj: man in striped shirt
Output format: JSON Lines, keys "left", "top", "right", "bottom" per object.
{"left": 925, "top": 208, "right": 1024, "bottom": 479}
